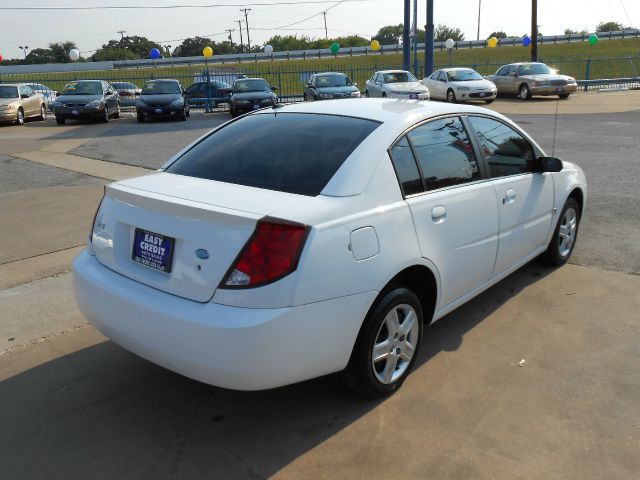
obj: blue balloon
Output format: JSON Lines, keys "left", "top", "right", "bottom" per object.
{"left": 150, "top": 48, "right": 161, "bottom": 59}
{"left": 522, "top": 35, "right": 531, "bottom": 47}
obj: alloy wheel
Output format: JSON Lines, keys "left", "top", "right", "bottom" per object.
{"left": 558, "top": 207, "right": 578, "bottom": 257}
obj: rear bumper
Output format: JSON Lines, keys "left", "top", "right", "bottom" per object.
{"left": 73, "top": 251, "right": 376, "bottom": 390}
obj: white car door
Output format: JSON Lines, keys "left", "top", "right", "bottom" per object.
{"left": 424, "top": 71, "right": 442, "bottom": 100}
{"left": 368, "top": 73, "right": 382, "bottom": 97}
{"left": 388, "top": 116, "right": 499, "bottom": 309}
{"left": 467, "top": 115, "right": 554, "bottom": 275}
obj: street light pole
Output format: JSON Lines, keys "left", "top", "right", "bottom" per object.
{"left": 531, "top": 0, "right": 538, "bottom": 61}
{"left": 240, "top": 8, "right": 252, "bottom": 50}
{"left": 402, "top": 0, "right": 410, "bottom": 71}
{"left": 237, "top": 19, "right": 244, "bottom": 53}
{"left": 19, "top": 46, "right": 29, "bottom": 58}
{"left": 477, "top": 0, "right": 481, "bottom": 41}
{"left": 424, "top": 0, "right": 434, "bottom": 76}
{"left": 323, "top": 11, "right": 328, "bottom": 40}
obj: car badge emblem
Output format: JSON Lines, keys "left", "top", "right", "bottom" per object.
{"left": 195, "top": 249, "right": 210, "bottom": 260}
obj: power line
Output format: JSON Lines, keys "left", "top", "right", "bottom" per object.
{"left": 0, "top": 0, "right": 371, "bottom": 11}
{"left": 253, "top": 0, "right": 347, "bottom": 31}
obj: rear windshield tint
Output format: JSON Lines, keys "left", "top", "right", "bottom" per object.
{"left": 166, "top": 112, "right": 380, "bottom": 196}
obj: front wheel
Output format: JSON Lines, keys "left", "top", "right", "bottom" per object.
{"left": 39, "top": 104, "right": 47, "bottom": 120}
{"left": 446, "top": 89, "right": 457, "bottom": 103}
{"left": 559, "top": 93, "right": 570, "bottom": 99}
{"left": 542, "top": 197, "right": 580, "bottom": 266}
{"left": 519, "top": 83, "right": 531, "bottom": 100}
{"left": 114, "top": 103, "right": 121, "bottom": 119}
{"left": 55, "top": 116, "right": 65, "bottom": 125}
{"left": 102, "top": 105, "right": 110, "bottom": 123}
{"left": 15, "top": 108, "right": 24, "bottom": 125}
{"left": 343, "top": 287, "right": 423, "bottom": 397}
{"left": 365, "top": 90, "right": 369, "bottom": 98}
{"left": 485, "top": 98, "right": 495, "bottom": 104}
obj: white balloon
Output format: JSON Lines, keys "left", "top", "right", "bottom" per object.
{"left": 69, "top": 49, "right": 80, "bottom": 61}
{"left": 444, "top": 38, "right": 455, "bottom": 50}
{"left": 264, "top": 44, "right": 274, "bottom": 55}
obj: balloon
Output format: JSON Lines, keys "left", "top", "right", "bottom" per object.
{"left": 487, "top": 37, "right": 498, "bottom": 48}
{"left": 330, "top": 42, "right": 340, "bottom": 54}
{"left": 588, "top": 34, "right": 599, "bottom": 46}
{"left": 203, "top": 46, "right": 213, "bottom": 57}
{"left": 444, "top": 38, "right": 455, "bottom": 49}
{"left": 150, "top": 48, "right": 161, "bottom": 59}
{"left": 522, "top": 35, "right": 531, "bottom": 47}
{"left": 370, "top": 40, "right": 381, "bottom": 51}
{"left": 264, "top": 44, "right": 273, "bottom": 55}
{"left": 69, "top": 49, "right": 80, "bottom": 61}
{"left": 0, "top": 53, "right": 3, "bottom": 62}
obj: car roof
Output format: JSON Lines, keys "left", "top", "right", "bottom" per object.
{"left": 441, "top": 67, "right": 476, "bottom": 72}
{"left": 146, "top": 78, "right": 179, "bottom": 83}
{"left": 376, "top": 70, "right": 411, "bottom": 74}
{"left": 0, "top": 84, "right": 20, "bottom": 87}
{"left": 315, "top": 72, "right": 346, "bottom": 76}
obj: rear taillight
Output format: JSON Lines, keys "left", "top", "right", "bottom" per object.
{"left": 221, "top": 218, "right": 309, "bottom": 289}
{"left": 89, "top": 187, "right": 106, "bottom": 243}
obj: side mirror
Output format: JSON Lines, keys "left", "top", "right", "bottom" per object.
{"left": 55, "top": 92, "right": 60, "bottom": 97}
{"left": 20, "top": 94, "right": 29, "bottom": 99}
{"left": 537, "top": 156, "right": 563, "bottom": 172}
{"left": 271, "top": 86, "right": 278, "bottom": 91}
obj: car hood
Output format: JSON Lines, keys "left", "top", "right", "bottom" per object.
{"left": 57, "top": 94, "right": 103, "bottom": 103}
{"left": 231, "top": 91, "right": 275, "bottom": 101}
{"left": 139, "top": 93, "right": 181, "bottom": 106}
{"left": 385, "top": 82, "right": 427, "bottom": 92}
{"left": 315, "top": 85, "right": 359, "bottom": 94}
{"left": 0, "top": 98, "right": 19, "bottom": 106}
{"left": 520, "top": 74, "right": 574, "bottom": 82}
{"left": 451, "top": 79, "right": 496, "bottom": 89}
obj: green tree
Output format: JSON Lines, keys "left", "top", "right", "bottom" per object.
{"left": 48, "top": 41, "right": 78, "bottom": 63}
{"left": 487, "top": 31, "right": 507, "bottom": 39}
{"left": 564, "top": 28, "right": 588, "bottom": 35}
{"left": 373, "top": 24, "right": 404, "bottom": 45}
{"left": 96, "top": 35, "right": 163, "bottom": 59}
{"left": 91, "top": 48, "right": 138, "bottom": 62}
{"left": 595, "top": 21, "right": 623, "bottom": 32}
{"left": 24, "top": 48, "right": 54, "bottom": 64}
{"left": 173, "top": 36, "right": 214, "bottom": 57}
{"left": 434, "top": 24, "right": 465, "bottom": 42}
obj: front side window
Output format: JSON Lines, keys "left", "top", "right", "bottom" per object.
{"left": 0, "top": 86, "right": 18, "bottom": 98}
{"left": 429, "top": 71, "right": 440, "bottom": 80}
{"left": 389, "top": 137, "right": 423, "bottom": 196}
{"left": 468, "top": 116, "right": 535, "bottom": 177}
{"left": 407, "top": 117, "right": 480, "bottom": 191}
{"left": 166, "top": 113, "right": 380, "bottom": 196}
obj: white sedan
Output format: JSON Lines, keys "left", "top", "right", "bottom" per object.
{"left": 422, "top": 67, "right": 497, "bottom": 104}
{"left": 73, "top": 99, "right": 586, "bottom": 397}
{"left": 365, "top": 70, "right": 430, "bottom": 100}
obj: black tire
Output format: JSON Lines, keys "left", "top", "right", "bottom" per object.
{"left": 542, "top": 197, "right": 580, "bottom": 266}
{"left": 39, "top": 104, "right": 46, "bottom": 121}
{"left": 186, "top": 108, "right": 190, "bottom": 117}
{"left": 114, "top": 103, "right": 120, "bottom": 119}
{"left": 102, "top": 105, "right": 110, "bottom": 123}
{"left": 179, "top": 111, "right": 187, "bottom": 121}
{"left": 559, "top": 93, "right": 570, "bottom": 99}
{"left": 230, "top": 106, "right": 237, "bottom": 118}
{"left": 446, "top": 89, "right": 457, "bottom": 103}
{"left": 365, "top": 90, "right": 369, "bottom": 98}
{"left": 16, "top": 108, "right": 24, "bottom": 125}
{"left": 55, "top": 116, "right": 65, "bottom": 125}
{"left": 485, "top": 98, "right": 495, "bottom": 104}
{"left": 519, "top": 83, "right": 531, "bottom": 100}
{"left": 342, "top": 287, "right": 423, "bottom": 398}
{"left": 381, "top": 92, "right": 387, "bottom": 98}
{"left": 137, "top": 115, "right": 145, "bottom": 123}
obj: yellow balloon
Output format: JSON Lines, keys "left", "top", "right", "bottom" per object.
{"left": 203, "top": 46, "right": 213, "bottom": 58}
{"left": 488, "top": 37, "right": 498, "bottom": 48}
{"left": 371, "top": 40, "right": 381, "bottom": 51}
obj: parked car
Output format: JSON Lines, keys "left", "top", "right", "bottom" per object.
{"left": 136, "top": 79, "right": 189, "bottom": 122}
{"left": 73, "top": 99, "right": 586, "bottom": 397}
{"left": 53, "top": 80, "right": 120, "bottom": 125}
{"left": 26, "top": 83, "right": 57, "bottom": 111}
{"left": 111, "top": 82, "right": 141, "bottom": 105}
{"left": 185, "top": 80, "right": 232, "bottom": 108}
{"left": 303, "top": 72, "right": 361, "bottom": 101}
{"left": 486, "top": 62, "right": 578, "bottom": 100}
{"left": 422, "top": 68, "right": 497, "bottom": 103}
{"left": 0, "top": 84, "right": 47, "bottom": 125}
{"left": 229, "top": 77, "right": 278, "bottom": 117}
{"left": 365, "top": 70, "right": 430, "bottom": 100}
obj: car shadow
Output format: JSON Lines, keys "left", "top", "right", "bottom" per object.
{"left": 0, "top": 260, "right": 555, "bottom": 478}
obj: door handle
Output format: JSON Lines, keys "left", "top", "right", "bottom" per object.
{"left": 503, "top": 189, "right": 516, "bottom": 204}
{"left": 431, "top": 205, "right": 447, "bottom": 223}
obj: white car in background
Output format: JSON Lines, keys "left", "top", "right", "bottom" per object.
{"left": 422, "top": 68, "right": 497, "bottom": 104}
{"left": 74, "top": 99, "right": 586, "bottom": 397}
{"left": 365, "top": 70, "right": 429, "bottom": 100}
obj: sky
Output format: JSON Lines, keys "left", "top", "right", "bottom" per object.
{"left": 0, "top": 0, "right": 637, "bottom": 59}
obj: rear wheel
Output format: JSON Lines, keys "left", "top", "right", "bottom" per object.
{"left": 542, "top": 197, "right": 580, "bottom": 266}
{"left": 114, "top": 103, "right": 121, "bottom": 119}
{"left": 55, "top": 116, "right": 65, "bottom": 125}
{"left": 102, "top": 105, "right": 110, "bottom": 123}
{"left": 446, "top": 89, "right": 457, "bottom": 103}
{"left": 343, "top": 287, "right": 423, "bottom": 397}
{"left": 519, "top": 83, "right": 531, "bottom": 100}
{"left": 15, "top": 108, "right": 24, "bottom": 125}
{"left": 381, "top": 92, "right": 387, "bottom": 98}
{"left": 559, "top": 93, "right": 570, "bottom": 99}
{"left": 137, "top": 115, "right": 145, "bottom": 123}
{"left": 39, "top": 104, "right": 46, "bottom": 120}
{"left": 365, "top": 90, "right": 369, "bottom": 97}
{"left": 179, "top": 110, "right": 187, "bottom": 121}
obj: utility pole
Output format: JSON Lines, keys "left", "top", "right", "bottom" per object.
{"left": 476, "top": 0, "right": 481, "bottom": 40}
{"left": 226, "top": 28, "right": 235, "bottom": 50}
{"left": 424, "top": 0, "right": 434, "bottom": 76}
{"left": 531, "top": 0, "right": 538, "bottom": 61}
{"left": 19, "top": 46, "right": 29, "bottom": 58}
{"left": 236, "top": 19, "right": 244, "bottom": 52}
{"left": 322, "top": 11, "right": 328, "bottom": 40}
{"left": 240, "top": 8, "right": 252, "bottom": 50}
{"left": 402, "top": 0, "right": 410, "bottom": 71}
{"left": 412, "top": 0, "right": 418, "bottom": 76}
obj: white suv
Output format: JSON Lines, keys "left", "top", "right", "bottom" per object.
{"left": 74, "top": 99, "right": 586, "bottom": 397}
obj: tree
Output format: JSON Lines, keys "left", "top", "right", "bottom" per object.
{"left": 434, "top": 24, "right": 465, "bottom": 42}
{"left": 91, "top": 48, "right": 138, "bottom": 62}
{"left": 95, "top": 35, "right": 163, "bottom": 59}
{"left": 596, "top": 21, "right": 623, "bottom": 32}
{"left": 373, "top": 24, "right": 404, "bottom": 45}
{"left": 48, "top": 41, "right": 78, "bottom": 63}
{"left": 173, "top": 36, "right": 214, "bottom": 57}
{"left": 487, "top": 31, "right": 508, "bottom": 39}
{"left": 24, "top": 48, "right": 54, "bottom": 64}
{"left": 564, "top": 28, "right": 588, "bottom": 35}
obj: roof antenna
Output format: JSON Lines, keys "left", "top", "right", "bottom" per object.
{"left": 551, "top": 96, "right": 560, "bottom": 156}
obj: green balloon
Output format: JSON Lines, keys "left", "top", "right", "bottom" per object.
{"left": 330, "top": 42, "right": 340, "bottom": 54}
{"left": 588, "top": 34, "right": 598, "bottom": 46}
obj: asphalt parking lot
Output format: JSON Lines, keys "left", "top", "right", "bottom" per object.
{"left": 1, "top": 92, "right": 639, "bottom": 479}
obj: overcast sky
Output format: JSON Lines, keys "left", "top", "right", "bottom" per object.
{"left": 1, "top": 0, "right": 637, "bottom": 59}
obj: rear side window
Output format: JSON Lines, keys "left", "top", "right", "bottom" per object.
{"left": 407, "top": 117, "right": 481, "bottom": 191}
{"left": 389, "top": 137, "right": 423, "bottom": 196}
{"left": 468, "top": 116, "right": 535, "bottom": 177}
{"left": 166, "top": 113, "right": 380, "bottom": 196}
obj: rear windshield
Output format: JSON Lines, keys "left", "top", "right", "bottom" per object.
{"left": 62, "top": 82, "right": 102, "bottom": 95}
{"left": 142, "top": 81, "right": 181, "bottom": 95}
{"left": 166, "top": 112, "right": 380, "bottom": 196}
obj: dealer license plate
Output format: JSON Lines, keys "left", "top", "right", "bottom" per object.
{"left": 155, "top": 108, "right": 163, "bottom": 114}
{"left": 479, "top": 92, "right": 486, "bottom": 97}
{"left": 132, "top": 228, "right": 174, "bottom": 273}
{"left": 409, "top": 94, "right": 418, "bottom": 99}
{"left": 72, "top": 110, "right": 79, "bottom": 116}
